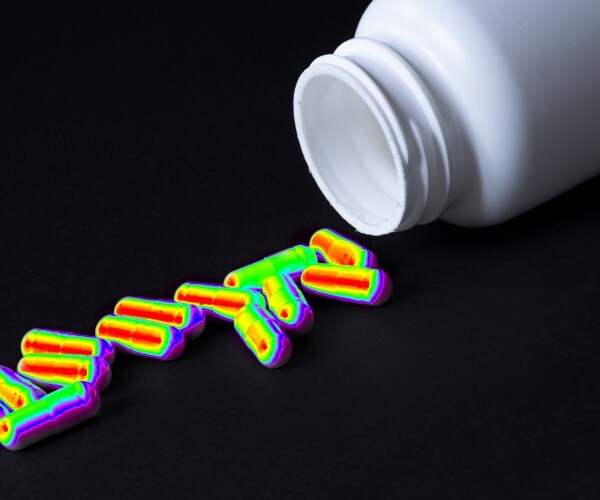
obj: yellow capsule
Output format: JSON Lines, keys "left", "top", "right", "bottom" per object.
{"left": 224, "top": 245, "right": 317, "bottom": 289}
{"left": 262, "top": 274, "right": 313, "bottom": 335}
{"left": 234, "top": 305, "right": 292, "bottom": 368}
{"left": 0, "top": 366, "right": 46, "bottom": 411}
{"left": 0, "top": 382, "right": 100, "bottom": 451}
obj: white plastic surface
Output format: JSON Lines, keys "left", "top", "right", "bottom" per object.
{"left": 294, "top": 0, "right": 600, "bottom": 234}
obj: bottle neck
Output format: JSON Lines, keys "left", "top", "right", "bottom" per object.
{"left": 294, "top": 38, "right": 461, "bottom": 235}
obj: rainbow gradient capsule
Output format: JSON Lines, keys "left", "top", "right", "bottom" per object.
{"left": 224, "top": 245, "right": 317, "bottom": 289}
{"left": 114, "top": 297, "right": 206, "bottom": 340}
{"left": 310, "top": 228, "right": 378, "bottom": 268}
{"left": 233, "top": 305, "right": 292, "bottom": 368}
{"left": 96, "top": 316, "right": 186, "bottom": 361}
{"left": 175, "top": 282, "right": 266, "bottom": 321}
{"left": 301, "top": 264, "right": 392, "bottom": 306}
{"left": 21, "top": 329, "right": 116, "bottom": 365}
{"left": 17, "top": 354, "right": 112, "bottom": 392}
{"left": 0, "top": 401, "right": 11, "bottom": 419}
{"left": 262, "top": 274, "right": 314, "bottom": 335}
{"left": 0, "top": 366, "right": 46, "bottom": 411}
{"left": 0, "top": 381, "right": 101, "bottom": 451}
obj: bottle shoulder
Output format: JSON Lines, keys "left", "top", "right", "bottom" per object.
{"left": 357, "top": 0, "right": 531, "bottom": 224}
{"left": 356, "top": 0, "right": 527, "bottom": 133}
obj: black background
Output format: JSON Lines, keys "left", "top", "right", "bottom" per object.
{"left": 2, "top": 1, "right": 600, "bottom": 498}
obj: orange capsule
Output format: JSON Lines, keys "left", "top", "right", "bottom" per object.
{"left": 17, "top": 354, "right": 112, "bottom": 392}
{"left": 96, "top": 316, "right": 186, "bottom": 361}
{"left": 174, "top": 282, "right": 266, "bottom": 321}
{"left": 21, "top": 329, "right": 116, "bottom": 365}
{"left": 301, "top": 264, "right": 392, "bottom": 306}
{"left": 114, "top": 297, "right": 206, "bottom": 339}
{"left": 310, "top": 228, "right": 378, "bottom": 267}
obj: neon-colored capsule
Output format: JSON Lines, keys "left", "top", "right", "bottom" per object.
{"left": 224, "top": 245, "right": 317, "bottom": 289}
{"left": 0, "top": 366, "right": 46, "bottom": 411}
{"left": 301, "top": 264, "right": 392, "bottom": 306}
{"left": 0, "top": 401, "right": 11, "bottom": 419}
{"left": 233, "top": 305, "right": 292, "bottom": 368}
{"left": 175, "top": 282, "right": 266, "bottom": 321}
{"left": 0, "top": 381, "right": 101, "bottom": 451}
{"left": 310, "top": 228, "right": 378, "bottom": 268}
{"left": 17, "top": 354, "right": 112, "bottom": 392}
{"left": 262, "top": 274, "right": 314, "bottom": 335}
{"left": 95, "top": 316, "right": 186, "bottom": 361}
{"left": 21, "top": 329, "right": 116, "bottom": 365}
{"left": 114, "top": 297, "right": 206, "bottom": 340}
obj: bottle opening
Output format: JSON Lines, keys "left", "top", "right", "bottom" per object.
{"left": 294, "top": 59, "right": 406, "bottom": 235}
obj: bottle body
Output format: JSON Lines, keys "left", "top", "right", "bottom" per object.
{"left": 294, "top": 0, "right": 600, "bottom": 234}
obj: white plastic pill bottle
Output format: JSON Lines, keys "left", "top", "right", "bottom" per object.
{"left": 294, "top": 0, "right": 600, "bottom": 235}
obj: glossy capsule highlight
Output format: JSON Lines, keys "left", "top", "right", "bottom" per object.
{"left": 310, "top": 228, "right": 378, "bottom": 268}
{"left": 21, "top": 329, "right": 116, "bottom": 365}
{"left": 175, "top": 282, "right": 266, "bottom": 321}
{"left": 18, "top": 354, "right": 112, "bottom": 392}
{"left": 262, "top": 274, "right": 314, "bottom": 335}
{"left": 224, "top": 245, "right": 317, "bottom": 289}
{"left": 301, "top": 264, "right": 392, "bottom": 306}
{"left": 114, "top": 297, "right": 206, "bottom": 339}
{"left": 0, "top": 366, "right": 46, "bottom": 411}
{"left": 96, "top": 316, "right": 186, "bottom": 361}
{"left": 233, "top": 305, "right": 292, "bottom": 368}
{"left": 0, "top": 381, "right": 101, "bottom": 451}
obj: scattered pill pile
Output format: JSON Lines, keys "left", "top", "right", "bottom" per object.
{"left": 0, "top": 228, "right": 392, "bottom": 451}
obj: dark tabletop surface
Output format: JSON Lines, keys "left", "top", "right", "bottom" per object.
{"left": 1, "top": 1, "right": 599, "bottom": 498}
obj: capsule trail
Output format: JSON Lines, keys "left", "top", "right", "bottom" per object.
{"left": 21, "top": 329, "right": 116, "bottom": 365}
{"left": 96, "top": 316, "right": 186, "bottom": 361}
{"left": 0, "top": 401, "right": 11, "bottom": 419}
{"left": 234, "top": 305, "right": 292, "bottom": 368}
{"left": 262, "top": 274, "right": 314, "bottom": 335}
{"left": 301, "top": 264, "right": 392, "bottom": 306}
{"left": 310, "top": 228, "right": 378, "bottom": 268}
{"left": 224, "top": 245, "right": 317, "bottom": 289}
{"left": 0, "top": 381, "right": 101, "bottom": 451}
{"left": 175, "top": 282, "right": 266, "bottom": 321}
{"left": 0, "top": 366, "right": 46, "bottom": 411}
{"left": 18, "top": 354, "right": 112, "bottom": 392}
{"left": 114, "top": 297, "right": 206, "bottom": 339}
